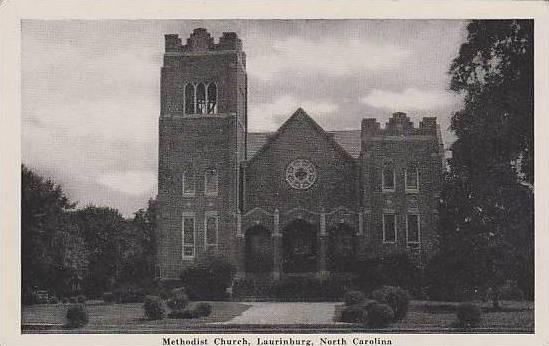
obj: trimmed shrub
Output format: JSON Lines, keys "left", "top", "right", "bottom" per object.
{"left": 456, "top": 302, "right": 482, "bottom": 328}
{"left": 68, "top": 297, "right": 77, "bottom": 304}
{"left": 366, "top": 302, "right": 394, "bottom": 328}
{"left": 143, "top": 295, "right": 165, "bottom": 320}
{"left": 371, "top": 286, "right": 410, "bottom": 321}
{"left": 102, "top": 292, "right": 115, "bottom": 303}
{"left": 193, "top": 302, "right": 213, "bottom": 317}
{"left": 233, "top": 278, "right": 274, "bottom": 299}
{"left": 344, "top": 290, "right": 366, "bottom": 306}
{"left": 340, "top": 304, "right": 367, "bottom": 323}
{"left": 65, "top": 304, "right": 89, "bottom": 328}
{"left": 180, "top": 256, "right": 236, "bottom": 300}
{"left": 76, "top": 295, "right": 87, "bottom": 303}
{"left": 355, "top": 253, "right": 421, "bottom": 295}
{"left": 166, "top": 287, "right": 189, "bottom": 311}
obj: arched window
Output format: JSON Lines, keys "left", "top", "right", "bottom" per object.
{"left": 184, "top": 84, "right": 195, "bottom": 114}
{"left": 207, "top": 83, "right": 217, "bottom": 114}
{"left": 382, "top": 162, "right": 395, "bottom": 191}
{"left": 405, "top": 162, "right": 419, "bottom": 192}
{"left": 204, "top": 168, "right": 218, "bottom": 196}
{"left": 196, "top": 83, "right": 206, "bottom": 114}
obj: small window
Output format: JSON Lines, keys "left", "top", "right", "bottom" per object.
{"left": 383, "top": 213, "right": 397, "bottom": 243}
{"left": 182, "top": 171, "right": 195, "bottom": 196}
{"left": 184, "top": 83, "right": 195, "bottom": 114}
{"left": 196, "top": 83, "right": 206, "bottom": 114}
{"left": 207, "top": 83, "right": 217, "bottom": 114}
{"left": 407, "top": 214, "right": 420, "bottom": 245}
{"left": 205, "top": 212, "right": 218, "bottom": 247}
{"left": 405, "top": 163, "right": 419, "bottom": 192}
{"left": 182, "top": 214, "right": 195, "bottom": 258}
{"left": 382, "top": 162, "right": 395, "bottom": 191}
{"left": 205, "top": 168, "right": 218, "bottom": 196}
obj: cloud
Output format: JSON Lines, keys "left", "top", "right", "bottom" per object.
{"left": 360, "top": 88, "right": 462, "bottom": 112}
{"left": 97, "top": 170, "right": 156, "bottom": 195}
{"left": 247, "top": 38, "right": 410, "bottom": 80}
{"left": 249, "top": 95, "right": 339, "bottom": 131}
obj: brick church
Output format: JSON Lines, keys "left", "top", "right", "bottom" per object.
{"left": 156, "top": 28, "right": 444, "bottom": 281}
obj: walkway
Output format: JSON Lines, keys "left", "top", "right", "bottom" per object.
{"left": 224, "top": 302, "right": 340, "bottom": 324}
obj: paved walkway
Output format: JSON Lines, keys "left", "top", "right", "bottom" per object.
{"left": 224, "top": 302, "right": 340, "bottom": 324}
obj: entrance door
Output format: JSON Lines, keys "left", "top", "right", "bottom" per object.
{"left": 282, "top": 219, "right": 318, "bottom": 273}
{"left": 245, "top": 226, "right": 273, "bottom": 273}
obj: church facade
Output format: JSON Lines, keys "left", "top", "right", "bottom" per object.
{"left": 156, "top": 28, "right": 444, "bottom": 281}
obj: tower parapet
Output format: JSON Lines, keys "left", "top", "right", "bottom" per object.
{"left": 164, "top": 29, "right": 243, "bottom": 53}
{"left": 361, "top": 112, "right": 439, "bottom": 141}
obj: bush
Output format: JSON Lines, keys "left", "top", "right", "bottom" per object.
{"left": 456, "top": 302, "right": 482, "bottom": 328}
{"left": 340, "top": 304, "right": 367, "bottom": 323}
{"left": 193, "top": 302, "right": 213, "bottom": 317}
{"left": 62, "top": 297, "right": 69, "bottom": 304}
{"left": 48, "top": 296, "right": 59, "bottom": 304}
{"left": 233, "top": 278, "right": 274, "bottom": 299}
{"left": 180, "top": 256, "right": 236, "bottom": 300}
{"left": 143, "top": 295, "right": 165, "bottom": 320}
{"left": 76, "top": 295, "right": 87, "bottom": 303}
{"left": 371, "top": 286, "right": 410, "bottom": 321}
{"left": 68, "top": 297, "right": 77, "bottom": 304}
{"left": 168, "top": 308, "right": 200, "bottom": 319}
{"left": 113, "top": 284, "right": 146, "bottom": 303}
{"left": 366, "top": 302, "right": 394, "bottom": 328}
{"left": 65, "top": 304, "right": 89, "bottom": 328}
{"left": 344, "top": 290, "right": 366, "bottom": 306}
{"left": 102, "top": 292, "right": 115, "bottom": 303}
{"left": 166, "top": 287, "right": 189, "bottom": 311}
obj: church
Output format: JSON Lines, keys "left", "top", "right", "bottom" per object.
{"left": 156, "top": 28, "right": 444, "bottom": 281}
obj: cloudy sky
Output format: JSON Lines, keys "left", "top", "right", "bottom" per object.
{"left": 22, "top": 20, "right": 467, "bottom": 216}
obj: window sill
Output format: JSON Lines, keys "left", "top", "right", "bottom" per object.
{"left": 382, "top": 241, "right": 397, "bottom": 244}
{"left": 182, "top": 193, "right": 196, "bottom": 198}
{"left": 405, "top": 189, "right": 419, "bottom": 194}
{"left": 182, "top": 256, "right": 195, "bottom": 261}
{"left": 382, "top": 189, "right": 396, "bottom": 193}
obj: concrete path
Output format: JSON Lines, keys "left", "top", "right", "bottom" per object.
{"left": 224, "top": 302, "right": 340, "bottom": 324}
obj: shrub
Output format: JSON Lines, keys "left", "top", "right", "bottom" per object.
{"left": 344, "top": 290, "right": 366, "bottom": 306}
{"left": 143, "top": 295, "right": 165, "bottom": 320}
{"left": 180, "top": 256, "right": 236, "bottom": 300}
{"left": 456, "top": 302, "right": 482, "bottom": 328}
{"left": 193, "top": 302, "right": 213, "bottom": 317}
{"left": 340, "top": 304, "right": 367, "bottom": 323}
{"left": 76, "top": 295, "right": 87, "bottom": 303}
{"left": 233, "top": 278, "right": 274, "bottom": 299}
{"left": 371, "top": 286, "right": 410, "bottom": 321}
{"left": 366, "top": 302, "right": 394, "bottom": 328}
{"left": 48, "top": 296, "right": 59, "bottom": 304}
{"left": 166, "top": 287, "right": 189, "bottom": 311}
{"left": 62, "top": 297, "right": 69, "bottom": 304}
{"left": 65, "top": 304, "right": 89, "bottom": 328}
{"left": 168, "top": 308, "right": 200, "bottom": 319}
{"left": 102, "top": 292, "right": 115, "bottom": 303}
{"left": 113, "top": 284, "right": 146, "bottom": 303}
{"left": 68, "top": 297, "right": 77, "bottom": 304}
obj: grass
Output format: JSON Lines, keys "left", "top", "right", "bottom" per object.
{"left": 22, "top": 300, "right": 251, "bottom": 332}
{"left": 333, "top": 300, "right": 534, "bottom": 332}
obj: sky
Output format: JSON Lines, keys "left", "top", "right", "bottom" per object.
{"left": 22, "top": 20, "right": 468, "bottom": 217}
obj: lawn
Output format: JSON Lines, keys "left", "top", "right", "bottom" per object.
{"left": 22, "top": 300, "right": 251, "bottom": 333}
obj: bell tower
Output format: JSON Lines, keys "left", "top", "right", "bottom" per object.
{"left": 157, "top": 28, "right": 247, "bottom": 280}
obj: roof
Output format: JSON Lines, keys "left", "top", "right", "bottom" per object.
{"left": 247, "top": 129, "right": 362, "bottom": 159}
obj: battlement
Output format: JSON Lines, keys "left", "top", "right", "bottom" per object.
{"left": 361, "top": 112, "right": 439, "bottom": 140}
{"left": 165, "top": 28, "right": 243, "bottom": 53}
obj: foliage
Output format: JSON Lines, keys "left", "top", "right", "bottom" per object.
{"left": 455, "top": 302, "right": 482, "bottom": 328}
{"left": 232, "top": 277, "right": 274, "bottom": 299}
{"left": 371, "top": 286, "right": 410, "bottom": 321}
{"left": 69, "top": 297, "right": 77, "bottom": 304}
{"left": 166, "top": 287, "right": 189, "bottom": 311}
{"left": 143, "top": 295, "right": 165, "bottom": 320}
{"left": 180, "top": 256, "right": 236, "bottom": 300}
{"left": 193, "top": 302, "right": 213, "bottom": 317}
{"left": 365, "top": 302, "right": 394, "bottom": 328}
{"left": 440, "top": 19, "right": 534, "bottom": 307}
{"left": 65, "top": 303, "right": 89, "bottom": 328}
{"left": 340, "top": 304, "right": 367, "bottom": 323}
{"left": 113, "top": 284, "right": 146, "bottom": 303}
{"left": 344, "top": 290, "right": 366, "bottom": 306}
{"left": 76, "top": 295, "right": 86, "bottom": 303}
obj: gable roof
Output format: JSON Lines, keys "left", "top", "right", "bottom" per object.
{"left": 246, "top": 108, "right": 361, "bottom": 162}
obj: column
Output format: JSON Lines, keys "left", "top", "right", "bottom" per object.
{"left": 318, "top": 212, "right": 328, "bottom": 278}
{"left": 272, "top": 209, "right": 281, "bottom": 280}
{"left": 235, "top": 211, "right": 245, "bottom": 279}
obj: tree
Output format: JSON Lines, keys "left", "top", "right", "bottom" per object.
{"left": 21, "top": 165, "right": 76, "bottom": 302}
{"left": 435, "top": 20, "right": 534, "bottom": 305}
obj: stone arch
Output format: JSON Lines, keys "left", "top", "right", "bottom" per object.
{"left": 244, "top": 225, "right": 273, "bottom": 273}
{"left": 327, "top": 223, "right": 356, "bottom": 272}
{"left": 282, "top": 219, "right": 318, "bottom": 273}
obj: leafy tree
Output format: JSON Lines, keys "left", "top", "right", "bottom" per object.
{"left": 434, "top": 20, "right": 534, "bottom": 305}
{"left": 21, "top": 165, "right": 76, "bottom": 302}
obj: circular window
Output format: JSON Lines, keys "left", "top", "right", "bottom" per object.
{"left": 285, "top": 159, "right": 318, "bottom": 190}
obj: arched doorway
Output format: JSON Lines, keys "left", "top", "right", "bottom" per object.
{"left": 327, "top": 224, "right": 356, "bottom": 272}
{"left": 245, "top": 226, "right": 273, "bottom": 273}
{"left": 282, "top": 219, "right": 318, "bottom": 273}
